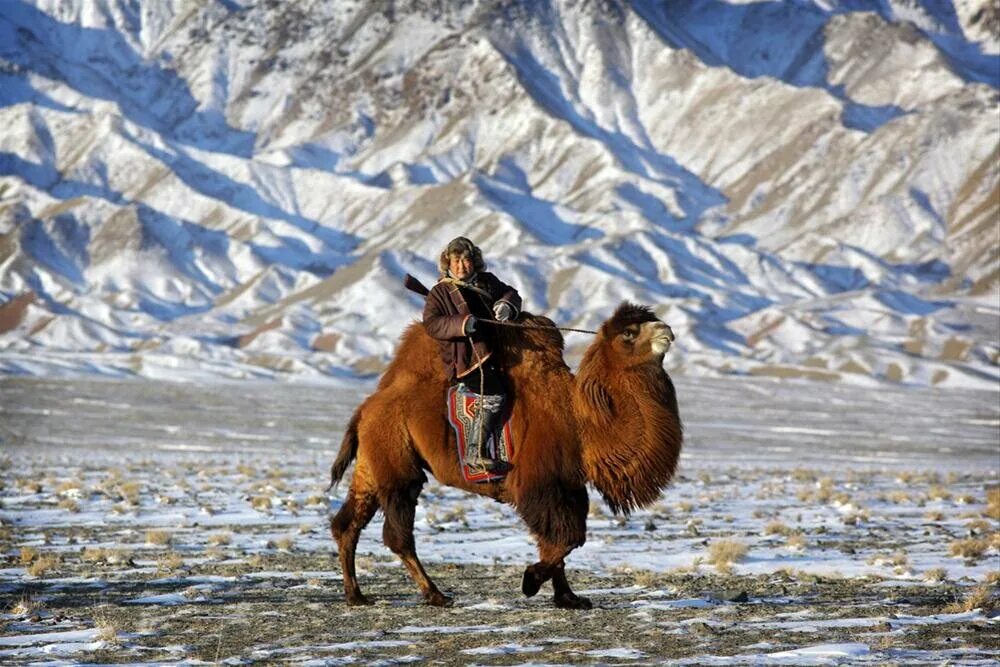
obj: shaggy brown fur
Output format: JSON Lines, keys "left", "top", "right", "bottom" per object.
{"left": 329, "top": 302, "right": 682, "bottom": 609}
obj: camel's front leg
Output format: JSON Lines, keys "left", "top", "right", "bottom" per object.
{"left": 550, "top": 561, "right": 592, "bottom": 609}
{"left": 381, "top": 482, "right": 453, "bottom": 607}
{"left": 522, "top": 541, "right": 592, "bottom": 609}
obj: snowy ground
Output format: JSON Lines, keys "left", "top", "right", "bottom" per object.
{"left": 1, "top": 375, "right": 998, "bottom": 664}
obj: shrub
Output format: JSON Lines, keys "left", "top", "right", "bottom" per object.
{"left": 156, "top": 552, "right": 184, "bottom": 571}
{"left": 26, "top": 553, "right": 60, "bottom": 577}
{"left": 786, "top": 534, "right": 806, "bottom": 551}
{"left": 765, "top": 521, "right": 791, "bottom": 536}
{"left": 707, "top": 539, "right": 748, "bottom": 573}
{"left": 943, "top": 584, "right": 997, "bottom": 614}
{"left": 949, "top": 538, "right": 988, "bottom": 561}
{"left": 145, "top": 530, "right": 172, "bottom": 546}
{"left": 922, "top": 567, "right": 947, "bottom": 583}
{"left": 208, "top": 532, "right": 232, "bottom": 547}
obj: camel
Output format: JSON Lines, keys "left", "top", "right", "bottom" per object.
{"left": 328, "top": 302, "right": 682, "bottom": 609}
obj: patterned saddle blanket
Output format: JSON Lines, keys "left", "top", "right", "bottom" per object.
{"left": 447, "top": 384, "right": 514, "bottom": 484}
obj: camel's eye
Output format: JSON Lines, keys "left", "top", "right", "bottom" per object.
{"left": 622, "top": 328, "right": 637, "bottom": 342}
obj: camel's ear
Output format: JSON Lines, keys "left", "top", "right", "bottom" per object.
{"left": 581, "top": 377, "right": 614, "bottom": 419}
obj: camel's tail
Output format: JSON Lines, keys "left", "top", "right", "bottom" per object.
{"left": 328, "top": 407, "right": 362, "bottom": 491}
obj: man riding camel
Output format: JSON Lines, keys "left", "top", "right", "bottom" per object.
{"left": 422, "top": 237, "right": 522, "bottom": 472}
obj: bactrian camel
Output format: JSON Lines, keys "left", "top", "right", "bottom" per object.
{"left": 328, "top": 302, "right": 682, "bottom": 609}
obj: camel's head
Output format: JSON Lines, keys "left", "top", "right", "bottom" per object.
{"left": 599, "top": 302, "right": 675, "bottom": 367}
{"left": 577, "top": 301, "right": 683, "bottom": 516}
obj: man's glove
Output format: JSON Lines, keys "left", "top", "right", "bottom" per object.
{"left": 464, "top": 316, "right": 477, "bottom": 334}
{"left": 493, "top": 302, "right": 514, "bottom": 322}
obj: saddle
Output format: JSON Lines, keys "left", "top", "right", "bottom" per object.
{"left": 447, "top": 384, "right": 514, "bottom": 483}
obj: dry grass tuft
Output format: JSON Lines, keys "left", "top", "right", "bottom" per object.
{"left": 58, "top": 498, "right": 79, "bottom": 512}
{"left": 56, "top": 479, "right": 84, "bottom": 496}
{"left": 986, "top": 486, "right": 1000, "bottom": 521}
{"left": 19, "top": 546, "right": 38, "bottom": 564}
{"left": 841, "top": 508, "right": 870, "bottom": 526}
{"left": 949, "top": 538, "right": 989, "bottom": 561}
{"left": 208, "top": 532, "right": 232, "bottom": 547}
{"left": 867, "top": 552, "right": 909, "bottom": 570}
{"left": 765, "top": 520, "right": 792, "bottom": 536}
{"left": 10, "top": 596, "right": 42, "bottom": 616}
{"left": 966, "top": 518, "right": 992, "bottom": 535}
{"left": 205, "top": 546, "right": 226, "bottom": 560}
{"left": 17, "top": 478, "right": 43, "bottom": 494}
{"left": 81, "top": 547, "right": 131, "bottom": 565}
{"left": 26, "top": 553, "right": 60, "bottom": 577}
{"left": 633, "top": 570, "right": 659, "bottom": 587}
{"left": 814, "top": 478, "right": 835, "bottom": 503}
{"left": 145, "top": 529, "right": 172, "bottom": 546}
{"left": 791, "top": 469, "right": 816, "bottom": 483}
{"left": 831, "top": 491, "right": 852, "bottom": 506}
{"left": 304, "top": 494, "right": 325, "bottom": 507}
{"left": 927, "top": 485, "right": 952, "bottom": 502}
{"left": 886, "top": 491, "right": 911, "bottom": 504}
{"left": 943, "top": 584, "right": 997, "bottom": 614}
{"left": 786, "top": 534, "right": 807, "bottom": 551}
{"left": 245, "top": 554, "right": 267, "bottom": 569}
{"left": 81, "top": 546, "right": 108, "bottom": 563}
{"left": 118, "top": 481, "right": 141, "bottom": 505}
{"left": 93, "top": 608, "right": 120, "bottom": 644}
{"left": 924, "top": 510, "right": 945, "bottom": 522}
{"left": 922, "top": 567, "right": 947, "bottom": 583}
{"left": 707, "top": 539, "right": 748, "bottom": 573}
{"left": 985, "top": 571, "right": 1000, "bottom": 585}
{"left": 274, "top": 536, "right": 295, "bottom": 552}
{"left": 156, "top": 551, "right": 184, "bottom": 571}
{"left": 250, "top": 495, "right": 273, "bottom": 512}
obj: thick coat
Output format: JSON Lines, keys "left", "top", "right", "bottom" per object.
{"left": 422, "top": 272, "right": 521, "bottom": 381}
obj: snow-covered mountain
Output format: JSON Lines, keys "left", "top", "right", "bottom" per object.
{"left": 0, "top": 0, "right": 997, "bottom": 387}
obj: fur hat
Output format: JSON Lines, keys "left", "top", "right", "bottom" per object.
{"left": 438, "top": 237, "right": 486, "bottom": 276}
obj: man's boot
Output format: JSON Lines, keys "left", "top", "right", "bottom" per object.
{"left": 470, "top": 393, "right": 505, "bottom": 471}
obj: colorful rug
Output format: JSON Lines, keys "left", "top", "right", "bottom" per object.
{"left": 447, "top": 384, "right": 514, "bottom": 483}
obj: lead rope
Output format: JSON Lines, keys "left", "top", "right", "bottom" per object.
{"left": 485, "top": 319, "right": 598, "bottom": 335}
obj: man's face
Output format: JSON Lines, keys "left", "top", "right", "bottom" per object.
{"left": 449, "top": 253, "right": 474, "bottom": 280}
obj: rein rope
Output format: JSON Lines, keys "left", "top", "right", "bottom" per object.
{"left": 485, "top": 319, "right": 597, "bottom": 335}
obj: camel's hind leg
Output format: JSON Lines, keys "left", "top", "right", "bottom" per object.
{"left": 522, "top": 542, "right": 592, "bottom": 610}
{"left": 330, "top": 478, "right": 378, "bottom": 606}
{"left": 381, "top": 479, "right": 453, "bottom": 607}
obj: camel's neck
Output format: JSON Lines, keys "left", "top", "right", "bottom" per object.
{"left": 573, "top": 349, "right": 683, "bottom": 515}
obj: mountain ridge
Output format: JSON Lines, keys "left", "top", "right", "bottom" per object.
{"left": 0, "top": 0, "right": 997, "bottom": 387}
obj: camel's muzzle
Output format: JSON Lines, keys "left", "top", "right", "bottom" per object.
{"left": 651, "top": 322, "right": 674, "bottom": 355}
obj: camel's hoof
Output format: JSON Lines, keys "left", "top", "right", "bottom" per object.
{"left": 346, "top": 592, "right": 373, "bottom": 606}
{"left": 555, "top": 592, "right": 593, "bottom": 610}
{"left": 521, "top": 567, "right": 543, "bottom": 598}
{"left": 426, "top": 591, "right": 454, "bottom": 607}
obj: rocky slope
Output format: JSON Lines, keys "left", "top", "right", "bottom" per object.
{"left": 0, "top": 0, "right": 997, "bottom": 387}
